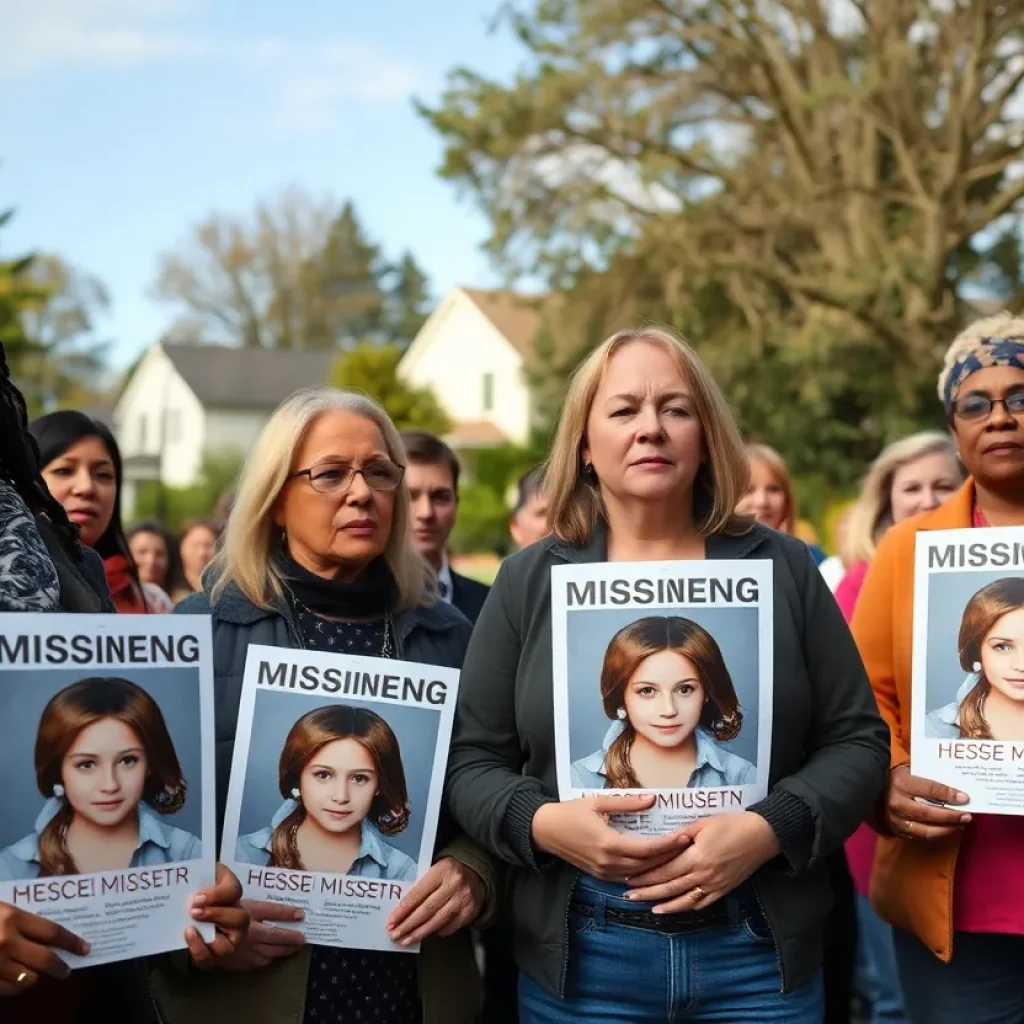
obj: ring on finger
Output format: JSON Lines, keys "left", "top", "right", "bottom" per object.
{"left": 689, "top": 885, "right": 706, "bottom": 902}
{"left": 15, "top": 971, "right": 28, "bottom": 984}
{"left": 904, "top": 820, "right": 916, "bottom": 838}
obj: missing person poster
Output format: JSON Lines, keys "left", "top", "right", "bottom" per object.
{"left": 912, "top": 528, "right": 1024, "bottom": 813}
{"left": 221, "top": 645, "right": 458, "bottom": 954}
{"left": 552, "top": 561, "right": 773, "bottom": 836}
{"left": 0, "top": 614, "right": 216, "bottom": 967}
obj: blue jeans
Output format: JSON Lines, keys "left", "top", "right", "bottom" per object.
{"left": 894, "top": 928, "right": 1024, "bottom": 1024}
{"left": 855, "top": 893, "right": 906, "bottom": 1022}
{"left": 519, "top": 878, "right": 824, "bottom": 1023}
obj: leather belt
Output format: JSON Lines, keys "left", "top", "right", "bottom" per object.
{"left": 570, "top": 898, "right": 735, "bottom": 935}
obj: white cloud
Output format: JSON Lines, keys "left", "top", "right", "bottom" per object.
{"left": 0, "top": 0, "right": 425, "bottom": 131}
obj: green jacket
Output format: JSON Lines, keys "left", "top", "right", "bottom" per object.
{"left": 445, "top": 522, "right": 890, "bottom": 996}
{"left": 147, "top": 580, "right": 499, "bottom": 1024}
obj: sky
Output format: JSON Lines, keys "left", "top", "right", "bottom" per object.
{"left": 0, "top": 0, "right": 524, "bottom": 368}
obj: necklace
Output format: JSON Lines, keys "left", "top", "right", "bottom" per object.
{"left": 284, "top": 585, "right": 394, "bottom": 659}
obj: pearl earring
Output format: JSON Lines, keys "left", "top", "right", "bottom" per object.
{"left": 53, "top": 784, "right": 65, "bottom": 799}
{"left": 291, "top": 788, "right": 300, "bottom": 799}
{"left": 973, "top": 662, "right": 982, "bottom": 673}
{"left": 616, "top": 708, "right": 627, "bottom": 720}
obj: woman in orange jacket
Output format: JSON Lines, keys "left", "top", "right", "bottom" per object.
{"left": 852, "top": 311, "right": 1024, "bottom": 1023}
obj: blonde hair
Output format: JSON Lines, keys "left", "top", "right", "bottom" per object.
{"left": 844, "top": 432, "right": 960, "bottom": 565}
{"left": 545, "top": 327, "right": 751, "bottom": 544}
{"left": 938, "top": 311, "right": 1024, "bottom": 406}
{"left": 744, "top": 443, "right": 796, "bottom": 535}
{"left": 210, "top": 387, "right": 431, "bottom": 611}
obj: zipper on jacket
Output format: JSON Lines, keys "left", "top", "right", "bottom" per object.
{"left": 144, "top": 962, "right": 167, "bottom": 1024}
{"left": 558, "top": 871, "right": 580, "bottom": 997}
{"left": 945, "top": 840, "right": 961, "bottom": 960}
{"left": 752, "top": 877, "right": 787, "bottom": 994}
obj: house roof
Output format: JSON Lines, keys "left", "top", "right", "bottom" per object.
{"left": 444, "top": 419, "right": 511, "bottom": 449}
{"left": 162, "top": 343, "right": 337, "bottom": 409}
{"left": 459, "top": 288, "right": 545, "bottom": 358}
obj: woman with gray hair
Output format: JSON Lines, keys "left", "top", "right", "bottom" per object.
{"left": 149, "top": 387, "right": 498, "bottom": 1024}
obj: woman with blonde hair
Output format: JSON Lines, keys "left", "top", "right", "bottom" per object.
{"left": 151, "top": 387, "right": 498, "bottom": 1024}
{"left": 853, "top": 312, "right": 1024, "bottom": 1022}
{"left": 447, "top": 326, "right": 889, "bottom": 1021}
{"left": 836, "top": 432, "right": 962, "bottom": 621}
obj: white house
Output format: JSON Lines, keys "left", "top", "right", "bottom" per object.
{"left": 399, "top": 287, "right": 544, "bottom": 449}
{"left": 113, "top": 342, "right": 336, "bottom": 513}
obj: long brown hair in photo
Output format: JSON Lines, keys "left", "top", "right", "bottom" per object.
{"left": 34, "top": 677, "right": 187, "bottom": 876}
{"left": 600, "top": 616, "right": 742, "bottom": 788}
{"left": 957, "top": 577, "right": 1024, "bottom": 739}
{"left": 270, "top": 705, "right": 410, "bottom": 871}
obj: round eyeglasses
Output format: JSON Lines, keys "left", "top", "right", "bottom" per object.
{"left": 291, "top": 461, "right": 405, "bottom": 495}
{"left": 953, "top": 391, "right": 1024, "bottom": 422}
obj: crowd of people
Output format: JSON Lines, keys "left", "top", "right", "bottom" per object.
{"left": 1, "top": 307, "right": 1023, "bottom": 1023}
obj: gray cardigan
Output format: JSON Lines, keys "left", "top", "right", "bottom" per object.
{"left": 445, "top": 521, "right": 890, "bottom": 997}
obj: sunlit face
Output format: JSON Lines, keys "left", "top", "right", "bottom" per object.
{"left": 510, "top": 492, "right": 549, "bottom": 549}
{"left": 980, "top": 608, "right": 1024, "bottom": 704}
{"left": 275, "top": 411, "right": 396, "bottom": 579}
{"left": 952, "top": 366, "right": 1024, "bottom": 489}
{"left": 129, "top": 531, "right": 169, "bottom": 586}
{"left": 621, "top": 649, "right": 705, "bottom": 751}
{"left": 179, "top": 526, "right": 216, "bottom": 581}
{"left": 736, "top": 458, "right": 789, "bottom": 532}
{"left": 299, "top": 738, "right": 378, "bottom": 836}
{"left": 41, "top": 436, "right": 117, "bottom": 549}
{"left": 61, "top": 717, "right": 148, "bottom": 829}
{"left": 889, "top": 450, "right": 961, "bottom": 524}
{"left": 405, "top": 461, "right": 457, "bottom": 565}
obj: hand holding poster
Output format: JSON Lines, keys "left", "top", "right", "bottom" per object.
{"left": 221, "top": 645, "right": 458, "bottom": 953}
{"left": 0, "top": 614, "right": 217, "bottom": 966}
{"left": 912, "top": 527, "right": 1024, "bottom": 812}
{"left": 552, "top": 560, "right": 773, "bottom": 836}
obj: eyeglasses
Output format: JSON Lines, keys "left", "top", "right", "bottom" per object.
{"left": 291, "top": 461, "right": 405, "bottom": 495}
{"left": 953, "top": 390, "right": 1024, "bottom": 422}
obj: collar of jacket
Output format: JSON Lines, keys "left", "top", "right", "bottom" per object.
{"left": 202, "top": 571, "right": 462, "bottom": 651}
{"left": 547, "top": 517, "right": 773, "bottom": 565}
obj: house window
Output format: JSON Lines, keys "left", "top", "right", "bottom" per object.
{"left": 167, "top": 409, "right": 182, "bottom": 443}
{"left": 138, "top": 416, "right": 147, "bottom": 451}
{"left": 482, "top": 372, "right": 495, "bottom": 412}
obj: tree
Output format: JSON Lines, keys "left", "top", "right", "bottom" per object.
{"left": 0, "top": 207, "right": 43, "bottom": 371}
{"left": 422, "top": 0, "right": 1024, "bottom": 487}
{"left": 329, "top": 342, "right": 451, "bottom": 434}
{"left": 18, "top": 254, "right": 109, "bottom": 413}
{"left": 382, "top": 251, "right": 432, "bottom": 346}
{"left": 153, "top": 189, "right": 433, "bottom": 351}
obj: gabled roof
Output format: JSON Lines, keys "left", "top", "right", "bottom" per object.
{"left": 161, "top": 343, "right": 337, "bottom": 410}
{"left": 459, "top": 288, "right": 545, "bottom": 358}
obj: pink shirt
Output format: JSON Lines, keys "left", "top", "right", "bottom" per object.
{"left": 952, "top": 502, "right": 1024, "bottom": 934}
{"left": 836, "top": 559, "right": 877, "bottom": 896}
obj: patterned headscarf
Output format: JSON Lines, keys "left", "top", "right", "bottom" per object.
{"left": 938, "top": 314, "right": 1024, "bottom": 415}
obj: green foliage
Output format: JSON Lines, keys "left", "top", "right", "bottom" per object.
{"left": 422, "top": 0, "right": 1024, "bottom": 490}
{"left": 383, "top": 251, "right": 431, "bottom": 347}
{"left": 329, "top": 343, "right": 451, "bottom": 434}
{"left": 132, "top": 448, "right": 244, "bottom": 532}
{"left": 450, "top": 481, "right": 511, "bottom": 556}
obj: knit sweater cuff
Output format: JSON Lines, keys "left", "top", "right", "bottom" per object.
{"left": 501, "top": 787, "right": 558, "bottom": 870}
{"left": 749, "top": 789, "right": 816, "bottom": 873}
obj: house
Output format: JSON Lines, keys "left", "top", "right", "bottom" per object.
{"left": 398, "top": 287, "right": 544, "bottom": 449}
{"left": 113, "top": 342, "right": 336, "bottom": 512}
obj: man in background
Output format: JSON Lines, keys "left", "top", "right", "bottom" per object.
{"left": 509, "top": 464, "right": 549, "bottom": 549}
{"left": 400, "top": 429, "right": 489, "bottom": 623}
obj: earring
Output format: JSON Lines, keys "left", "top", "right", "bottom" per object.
{"left": 53, "top": 784, "right": 65, "bottom": 799}
{"left": 973, "top": 662, "right": 982, "bottom": 673}
{"left": 291, "top": 788, "right": 300, "bottom": 799}
{"left": 616, "top": 708, "right": 627, "bottom": 720}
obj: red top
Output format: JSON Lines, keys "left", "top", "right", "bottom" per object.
{"left": 102, "top": 554, "right": 149, "bottom": 614}
{"left": 953, "top": 504, "right": 1024, "bottom": 934}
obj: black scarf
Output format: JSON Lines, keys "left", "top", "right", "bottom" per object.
{"left": 278, "top": 548, "right": 397, "bottom": 618}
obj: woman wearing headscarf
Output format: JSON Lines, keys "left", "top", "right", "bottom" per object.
{"left": 853, "top": 312, "right": 1024, "bottom": 1023}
